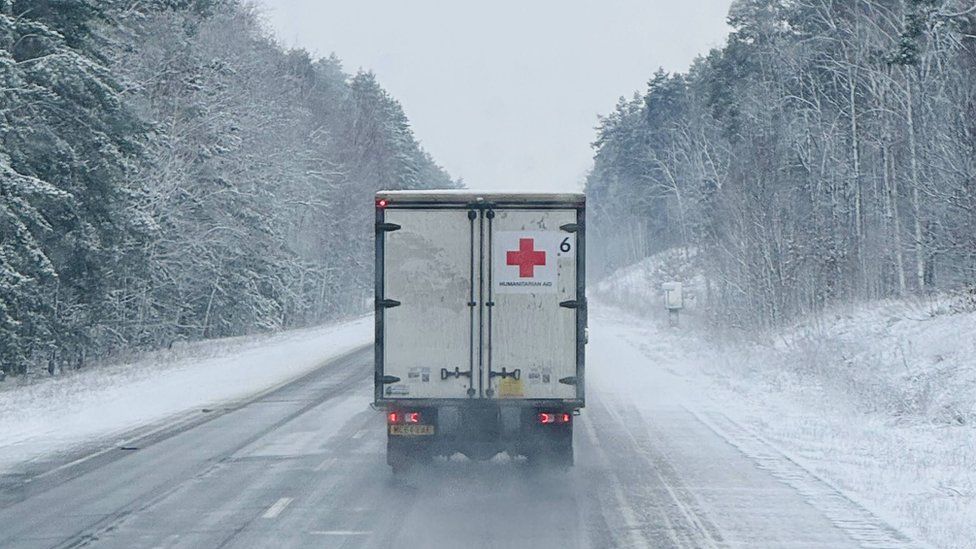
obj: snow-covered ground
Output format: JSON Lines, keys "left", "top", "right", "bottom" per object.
{"left": 0, "top": 317, "right": 372, "bottom": 473}
{"left": 594, "top": 254, "right": 976, "bottom": 549}
{"left": 706, "top": 299, "right": 976, "bottom": 549}
{"left": 3, "top": 248, "right": 973, "bottom": 547}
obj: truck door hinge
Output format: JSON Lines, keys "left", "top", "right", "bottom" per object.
{"left": 558, "top": 376, "right": 577, "bottom": 385}
{"left": 559, "top": 223, "right": 580, "bottom": 233}
{"left": 378, "top": 375, "right": 401, "bottom": 384}
{"left": 488, "top": 368, "right": 521, "bottom": 380}
{"left": 376, "top": 222, "right": 401, "bottom": 232}
{"left": 441, "top": 367, "right": 472, "bottom": 380}
{"left": 559, "top": 300, "right": 580, "bottom": 309}
{"left": 378, "top": 298, "right": 401, "bottom": 308}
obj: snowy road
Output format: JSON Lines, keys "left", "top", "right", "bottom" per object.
{"left": 0, "top": 330, "right": 918, "bottom": 548}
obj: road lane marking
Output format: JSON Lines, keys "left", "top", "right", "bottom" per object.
{"left": 150, "top": 534, "right": 181, "bottom": 549}
{"left": 603, "top": 400, "right": 722, "bottom": 548}
{"left": 262, "top": 497, "right": 293, "bottom": 519}
{"left": 34, "top": 414, "right": 201, "bottom": 480}
{"left": 582, "top": 414, "right": 653, "bottom": 549}
{"left": 310, "top": 530, "right": 371, "bottom": 536}
{"left": 352, "top": 430, "right": 366, "bottom": 439}
{"left": 315, "top": 457, "right": 337, "bottom": 471}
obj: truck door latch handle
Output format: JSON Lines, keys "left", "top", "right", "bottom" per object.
{"left": 440, "top": 367, "right": 472, "bottom": 380}
{"left": 489, "top": 368, "right": 521, "bottom": 380}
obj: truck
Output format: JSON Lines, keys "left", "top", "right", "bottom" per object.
{"left": 374, "top": 190, "right": 586, "bottom": 473}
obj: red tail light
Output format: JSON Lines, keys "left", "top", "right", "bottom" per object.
{"left": 377, "top": 199, "right": 388, "bottom": 208}
{"left": 538, "top": 412, "right": 572, "bottom": 424}
{"left": 388, "top": 411, "right": 421, "bottom": 424}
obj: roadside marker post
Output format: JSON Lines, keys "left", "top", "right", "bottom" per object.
{"left": 662, "top": 282, "right": 683, "bottom": 328}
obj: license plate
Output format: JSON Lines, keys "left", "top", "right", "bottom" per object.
{"left": 389, "top": 424, "right": 434, "bottom": 436}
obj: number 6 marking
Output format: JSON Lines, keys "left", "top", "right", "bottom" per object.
{"left": 560, "top": 237, "right": 571, "bottom": 253}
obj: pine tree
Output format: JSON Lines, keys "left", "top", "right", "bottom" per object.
{"left": 1, "top": 5, "right": 149, "bottom": 371}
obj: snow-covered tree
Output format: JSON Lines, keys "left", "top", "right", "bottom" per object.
{"left": 1, "top": 4, "right": 150, "bottom": 372}
{"left": 586, "top": 0, "right": 976, "bottom": 328}
{"left": 1, "top": 0, "right": 457, "bottom": 375}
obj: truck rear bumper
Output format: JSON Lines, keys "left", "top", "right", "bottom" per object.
{"left": 376, "top": 398, "right": 584, "bottom": 409}
{"left": 384, "top": 401, "right": 575, "bottom": 463}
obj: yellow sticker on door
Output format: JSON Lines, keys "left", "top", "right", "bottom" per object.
{"left": 498, "top": 377, "right": 524, "bottom": 398}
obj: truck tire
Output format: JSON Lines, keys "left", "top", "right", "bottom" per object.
{"left": 525, "top": 448, "right": 572, "bottom": 470}
{"left": 387, "top": 436, "right": 430, "bottom": 475}
{"left": 524, "top": 436, "right": 573, "bottom": 470}
{"left": 391, "top": 459, "right": 410, "bottom": 476}
{"left": 387, "top": 444, "right": 410, "bottom": 475}
{"left": 554, "top": 437, "right": 574, "bottom": 469}
{"left": 544, "top": 436, "right": 574, "bottom": 469}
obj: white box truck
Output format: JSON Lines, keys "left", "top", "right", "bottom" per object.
{"left": 374, "top": 190, "right": 586, "bottom": 472}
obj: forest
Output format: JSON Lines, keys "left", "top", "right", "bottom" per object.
{"left": 1, "top": 0, "right": 455, "bottom": 375}
{"left": 586, "top": 0, "right": 976, "bottom": 328}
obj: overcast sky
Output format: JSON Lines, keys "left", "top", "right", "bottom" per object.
{"left": 255, "top": 0, "right": 734, "bottom": 191}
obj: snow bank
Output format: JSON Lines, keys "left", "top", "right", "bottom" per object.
{"left": 0, "top": 317, "right": 372, "bottom": 472}
{"left": 594, "top": 270, "right": 976, "bottom": 548}
{"left": 768, "top": 296, "right": 976, "bottom": 426}
{"left": 700, "top": 297, "right": 976, "bottom": 549}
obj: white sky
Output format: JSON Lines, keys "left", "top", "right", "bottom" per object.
{"left": 255, "top": 0, "right": 733, "bottom": 191}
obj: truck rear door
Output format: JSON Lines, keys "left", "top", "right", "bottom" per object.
{"left": 380, "top": 208, "right": 475, "bottom": 399}
{"left": 377, "top": 198, "right": 583, "bottom": 403}
{"left": 486, "top": 208, "right": 579, "bottom": 400}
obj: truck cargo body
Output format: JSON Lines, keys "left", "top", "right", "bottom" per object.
{"left": 374, "top": 191, "right": 585, "bottom": 471}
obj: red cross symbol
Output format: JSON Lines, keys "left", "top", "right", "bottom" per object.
{"left": 507, "top": 238, "right": 546, "bottom": 278}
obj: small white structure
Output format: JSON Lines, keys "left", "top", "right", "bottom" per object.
{"left": 662, "top": 282, "right": 683, "bottom": 310}
{"left": 662, "top": 282, "right": 683, "bottom": 327}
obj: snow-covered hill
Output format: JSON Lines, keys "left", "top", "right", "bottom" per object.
{"left": 592, "top": 246, "right": 704, "bottom": 320}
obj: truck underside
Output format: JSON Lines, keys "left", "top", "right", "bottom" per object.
{"left": 385, "top": 402, "right": 575, "bottom": 472}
